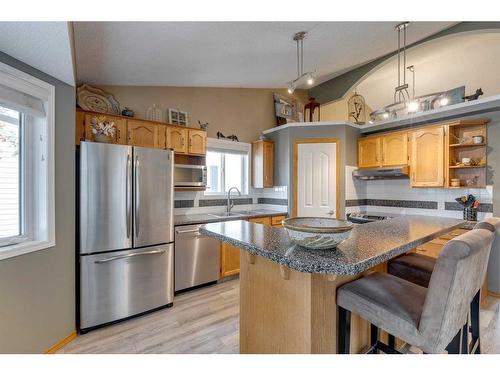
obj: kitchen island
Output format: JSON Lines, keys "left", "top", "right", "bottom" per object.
{"left": 200, "top": 216, "right": 465, "bottom": 354}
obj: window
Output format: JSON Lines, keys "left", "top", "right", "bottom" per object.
{"left": 0, "top": 61, "right": 55, "bottom": 260}
{"left": 205, "top": 138, "right": 250, "bottom": 195}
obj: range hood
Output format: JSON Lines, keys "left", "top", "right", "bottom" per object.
{"left": 353, "top": 166, "right": 409, "bottom": 180}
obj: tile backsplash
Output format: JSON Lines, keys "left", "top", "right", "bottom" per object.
{"left": 174, "top": 186, "right": 288, "bottom": 215}
{"left": 344, "top": 165, "right": 493, "bottom": 220}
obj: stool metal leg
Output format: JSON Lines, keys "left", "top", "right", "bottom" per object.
{"left": 369, "top": 324, "right": 379, "bottom": 354}
{"left": 470, "top": 290, "right": 481, "bottom": 354}
{"left": 370, "top": 324, "right": 379, "bottom": 346}
{"left": 388, "top": 334, "right": 396, "bottom": 350}
{"left": 446, "top": 329, "right": 462, "bottom": 354}
{"left": 461, "top": 322, "right": 469, "bottom": 354}
{"left": 338, "top": 307, "right": 351, "bottom": 354}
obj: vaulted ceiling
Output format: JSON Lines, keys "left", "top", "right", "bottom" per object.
{"left": 73, "top": 22, "right": 456, "bottom": 88}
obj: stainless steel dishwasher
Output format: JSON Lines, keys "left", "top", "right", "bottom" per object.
{"left": 174, "top": 224, "right": 221, "bottom": 292}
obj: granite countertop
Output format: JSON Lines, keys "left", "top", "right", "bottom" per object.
{"left": 199, "top": 216, "right": 466, "bottom": 276}
{"left": 174, "top": 209, "right": 288, "bottom": 226}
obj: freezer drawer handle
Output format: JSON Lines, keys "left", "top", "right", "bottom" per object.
{"left": 94, "top": 249, "right": 167, "bottom": 264}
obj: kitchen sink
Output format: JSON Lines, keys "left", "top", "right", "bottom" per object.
{"left": 207, "top": 212, "right": 243, "bottom": 218}
{"left": 207, "top": 209, "right": 273, "bottom": 219}
{"left": 235, "top": 210, "right": 268, "bottom": 215}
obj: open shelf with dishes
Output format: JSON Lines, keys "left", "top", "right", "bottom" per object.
{"left": 446, "top": 119, "right": 488, "bottom": 188}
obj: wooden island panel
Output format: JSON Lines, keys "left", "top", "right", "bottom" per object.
{"left": 239, "top": 252, "right": 370, "bottom": 354}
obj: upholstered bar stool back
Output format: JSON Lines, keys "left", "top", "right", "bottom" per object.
{"left": 337, "top": 228, "right": 494, "bottom": 354}
{"left": 418, "top": 228, "right": 494, "bottom": 353}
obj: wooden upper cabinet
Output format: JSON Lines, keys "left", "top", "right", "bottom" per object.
{"left": 167, "top": 127, "right": 188, "bottom": 154}
{"left": 127, "top": 120, "right": 164, "bottom": 149}
{"left": 381, "top": 132, "right": 408, "bottom": 167}
{"left": 252, "top": 140, "right": 274, "bottom": 188}
{"left": 358, "top": 137, "right": 381, "bottom": 168}
{"left": 187, "top": 129, "right": 206, "bottom": 155}
{"left": 409, "top": 125, "right": 445, "bottom": 187}
{"left": 84, "top": 113, "right": 127, "bottom": 145}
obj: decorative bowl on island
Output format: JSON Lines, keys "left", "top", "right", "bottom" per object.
{"left": 283, "top": 217, "right": 353, "bottom": 250}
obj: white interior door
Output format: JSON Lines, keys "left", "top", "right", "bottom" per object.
{"left": 297, "top": 142, "right": 337, "bottom": 217}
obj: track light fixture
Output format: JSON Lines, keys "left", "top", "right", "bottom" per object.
{"left": 286, "top": 31, "right": 316, "bottom": 92}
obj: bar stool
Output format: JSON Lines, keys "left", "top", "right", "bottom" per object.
{"left": 388, "top": 217, "right": 499, "bottom": 353}
{"left": 337, "top": 228, "right": 494, "bottom": 354}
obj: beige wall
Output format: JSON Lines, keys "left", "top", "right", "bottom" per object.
{"left": 96, "top": 86, "right": 308, "bottom": 143}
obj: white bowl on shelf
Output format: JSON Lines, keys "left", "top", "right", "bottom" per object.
{"left": 283, "top": 217, "right": 353, "bottom": 250}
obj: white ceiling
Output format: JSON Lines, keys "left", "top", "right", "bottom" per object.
{"left": 0, "top": 22, "right": 75, "bottom": 86}
{"left": 73, "top": 22, "right": 456, "bottom": 88}
{"left": 356, "top": 31, "right": 500, "bottom": 110}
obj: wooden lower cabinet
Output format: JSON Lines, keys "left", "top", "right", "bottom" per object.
{"left": 220, "top": 242, "right": 241, "bottom": 278}
{"left": 414, "top": 227, "right": 488, "bottom": 306}
{"left": 219, "top": 215, "right": 284, "bottom": 279}
{"left": 271, "top": 215, "right": 286, "bottom": 227}
{"left": 248, "top": 217, "right": 271, "bottom": 225}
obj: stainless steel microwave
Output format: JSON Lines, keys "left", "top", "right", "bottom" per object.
{"left": 174, "top": 164, "right": 207, "bottom": 187}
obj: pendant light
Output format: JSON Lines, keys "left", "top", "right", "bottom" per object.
{"left": 287, "top": 31, "right": 316, "bottom": 94}
{"left": 394, "top": 22, "right": 411, "bottom": 105}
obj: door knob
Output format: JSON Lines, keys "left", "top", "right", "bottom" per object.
{"left": 327, "top": 210, "right": 335, "bottom": 216}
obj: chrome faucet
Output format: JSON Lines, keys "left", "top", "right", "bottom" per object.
{"left": 226, "top": 187, "right": 241, "bottom": 214}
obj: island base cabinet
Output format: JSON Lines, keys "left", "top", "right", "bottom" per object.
{"left": 239, "top": 252, "right": 372, "bottom": 353}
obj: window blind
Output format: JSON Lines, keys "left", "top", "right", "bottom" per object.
{"left": 0, "top": 83, "right": 45, "bottom": 118}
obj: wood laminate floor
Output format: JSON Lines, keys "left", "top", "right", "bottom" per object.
{"left": 60, "top": 278, "right": 500, "bottom": 354}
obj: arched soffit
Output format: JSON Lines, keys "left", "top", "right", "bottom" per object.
{"left": 310, "top": 22, "right": 500, "bottom": 105}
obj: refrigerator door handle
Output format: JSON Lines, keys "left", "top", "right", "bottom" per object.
{"left": 126, "top": 153, "right": 132, "bottom": 238}
{"left": 94, "top": 249, "right": 167, "bottom": 264}
{"left": 134, "top": 155, "right": 140, "bottom": 238}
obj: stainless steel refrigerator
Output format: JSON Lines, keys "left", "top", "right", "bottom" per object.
{"left": 78, "top": 141, "right": 174, "bottom": 332}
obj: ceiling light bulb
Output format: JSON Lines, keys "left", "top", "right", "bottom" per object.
{"left": 382, "top": 112, "right": 389, "bottom": 119}
{"left": 439, "top": 97, "right": 449, "bottom": 106}
{"left": 306, "top": 73, "right": 314, "bottom": 86}
{"left": 407, "top": 101, "right": 419, "bottom": 112}
{"left": 287, "top": 85, "right": 295, "bottom": 94}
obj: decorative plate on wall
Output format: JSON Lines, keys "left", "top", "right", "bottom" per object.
{"left": 77, "top": 84, "right": 121, "bottom": 114}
